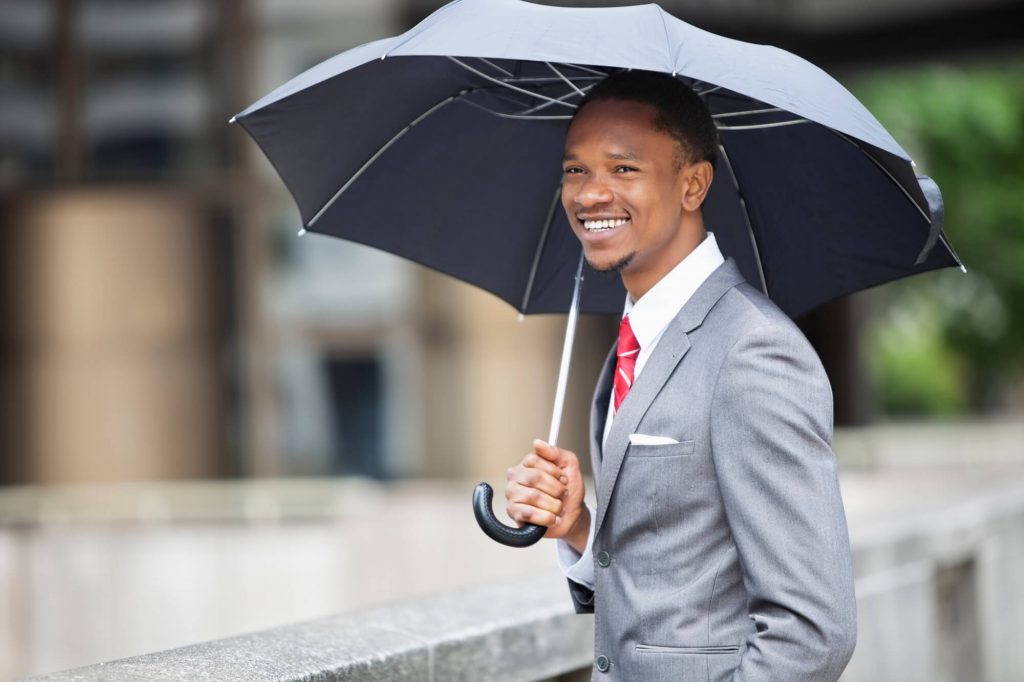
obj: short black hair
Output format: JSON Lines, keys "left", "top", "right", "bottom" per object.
{"left": 573, "top": 70, "right": 718, "bottom": 170}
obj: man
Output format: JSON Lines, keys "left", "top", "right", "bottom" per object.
{"left": 504, "top": 71, "right": 857, "bottom": 681}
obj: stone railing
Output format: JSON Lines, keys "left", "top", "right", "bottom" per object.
{"left": 25, "top": 464, "right": 1024, "bottom": 682}
{"left": 13, "top": 420, "right": 1024, "bottom": 681}
{"left": 25, "top": 572, "right": 593, "bottom": 682}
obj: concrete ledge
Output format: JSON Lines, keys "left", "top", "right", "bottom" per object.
{"left": 11, "top": 424, "right": 1024, "bottom": 681}
{"left": 835, "top": 419, "right": 1024, "bottom": 469}
{"left": 25, "top": 572, "right": 592, "bottom": 682}
{"left": 20, "top": 468, "right": 1024, "bottom": 681}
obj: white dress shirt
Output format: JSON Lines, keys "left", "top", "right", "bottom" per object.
{"left": 557, "top": 232, "right": 726, "bottom": 589}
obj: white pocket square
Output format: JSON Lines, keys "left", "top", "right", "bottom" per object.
{"left": 629, "top": 433, "right": 680, "bottom": 446}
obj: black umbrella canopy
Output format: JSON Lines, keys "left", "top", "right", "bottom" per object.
{"left": 234, "top": 0, "right": 961, "bottom": 319}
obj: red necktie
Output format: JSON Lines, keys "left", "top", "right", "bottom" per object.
{"left": 613, "top": 315, "right": 640, "bottom": 412}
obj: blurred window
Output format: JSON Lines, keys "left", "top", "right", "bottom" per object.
{"left": 0, "top": 0, "right": 223, "bottom": 186}
{"left": 324, "top": 356, "right": 385, "bottom": 479}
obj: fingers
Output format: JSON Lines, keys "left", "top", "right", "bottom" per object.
{"left": 514, "top": 452, "right": 566, "bottom": 485}
{"left": 505, "top": 498, "right": 560, "bottom": 528}
{"left": 505, "top": 465, "right": 565, "bottom": 502}
{"left": 502, "top": 439, "right": 584, "bottom": 531}
{"left": 504, "top": 459, "right": 566, "bottom": 528}
{"left": 505, "top": 478, "right": 564, "bottom": 514}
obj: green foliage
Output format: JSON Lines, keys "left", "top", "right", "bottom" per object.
{"left": 851, "top": 60, "right": 1024, "bottom": 414}
{"left": 865, "top": 277, "right": 968, "bottom": 416}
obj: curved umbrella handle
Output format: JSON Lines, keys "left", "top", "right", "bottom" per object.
{"left": 472, "top": 482, "right": 546, "bottom": 547}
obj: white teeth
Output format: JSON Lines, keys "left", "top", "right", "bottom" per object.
{"left": 583, "top": 218, "right": 629, "bottom": 232}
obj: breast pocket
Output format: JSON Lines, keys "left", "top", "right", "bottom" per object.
{"left": 627, "top": 440, "right": 695, "bottom": 458}
{"left": 620, "top": 438, "right": 704, "bottom": 545}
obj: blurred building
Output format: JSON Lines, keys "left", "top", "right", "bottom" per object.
{"left": 0, "top": 0, "right": 608, "bottom": 487}
{"left": 0, "top": 0, "right": 235, "bottom": 483}
{"left": 0, "top": 0, "right": 1019, "bottom": 480}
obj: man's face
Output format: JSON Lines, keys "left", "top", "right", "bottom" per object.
{"left": 562, "top": 99, "right": 698, "bottom": 285}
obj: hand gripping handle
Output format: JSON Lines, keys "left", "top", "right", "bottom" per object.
{"left": 472, "top": 482, "right": 546, "bottom": 547}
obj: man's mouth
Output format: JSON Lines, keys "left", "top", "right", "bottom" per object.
{"left": 581, "top": 217, "right": 630, "bottom": 232}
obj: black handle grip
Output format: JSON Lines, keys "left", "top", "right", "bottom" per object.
{"left": 472, "top": 482, "right": 547, "bottom": 548}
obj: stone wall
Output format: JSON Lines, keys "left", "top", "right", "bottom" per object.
{"left": 5, "top": 423, "right": 1024, "bottom": 680}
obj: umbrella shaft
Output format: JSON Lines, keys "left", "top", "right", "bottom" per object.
{"left": 548, "top": 251, "right": 585, "bottom": 446}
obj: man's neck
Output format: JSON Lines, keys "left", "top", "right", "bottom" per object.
{"left": 622, "top": 222, "right": 708, "bottom": 301}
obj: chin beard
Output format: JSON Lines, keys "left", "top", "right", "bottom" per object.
{"left": 587, "top": 252, "right": 635, "bottom": 273}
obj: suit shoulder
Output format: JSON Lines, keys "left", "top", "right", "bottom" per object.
{"left": 710, "top": 284, "right": 833, "bottom": 411}
{"left": 714, "top": 283, "right": 800, "bottom": 334}
{"left": 710, "top": 283, "right": 821, "bottom": 365}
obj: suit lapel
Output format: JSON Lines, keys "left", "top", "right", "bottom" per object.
{"left": 593, "top": 259, "right": 747, "bottom": 538}
{"left": 589, "top": 342, "right": 616, "bottom": 466}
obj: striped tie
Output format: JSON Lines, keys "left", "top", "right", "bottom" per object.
{"left": 613, "top": 315, "right": 640, "bottom": 412}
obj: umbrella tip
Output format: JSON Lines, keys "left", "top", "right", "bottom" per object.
{"left": 517, "top": 313, "right": 525, "bottom": 323}
{"left": 960, "top": 264, "right": 967, "bottom": 274}
{"left": 228, "top": 115, "right": 237, "bottom": 124}
{"left": 298, "top": 228, "right": 307, "bottom": 237}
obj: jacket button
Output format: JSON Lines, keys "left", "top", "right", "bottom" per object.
{"left": 595, "top": 654, "right": 610, "bottom": 672}
{"left": 596, "top": 550, "right": 611, "bottom": 567}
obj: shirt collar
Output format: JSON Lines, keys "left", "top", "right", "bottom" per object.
{"left": 622, "top": 232, "right": 725, "bottom": 349}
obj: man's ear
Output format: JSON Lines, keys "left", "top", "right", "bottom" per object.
{"left": 681, "top": 160, "right": 714, "bottom": 212}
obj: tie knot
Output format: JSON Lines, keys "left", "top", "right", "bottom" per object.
{"left": 618, "top": 315, "right": 640, "bottom": 357}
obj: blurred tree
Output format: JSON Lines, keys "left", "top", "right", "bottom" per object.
{"left": 851, "top": 61, "right": 1024, "bottom": 415}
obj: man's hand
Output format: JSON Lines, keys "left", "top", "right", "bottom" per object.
{"left": 505, "top": 439, "right": 589, "bottom": 552}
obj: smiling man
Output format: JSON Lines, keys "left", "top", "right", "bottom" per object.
{"left": 504, "top": 71, "right": 857, "bottom": 681}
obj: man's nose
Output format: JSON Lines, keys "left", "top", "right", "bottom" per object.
{"left": 574, "top": 175, "right": 614, "bottom": 207}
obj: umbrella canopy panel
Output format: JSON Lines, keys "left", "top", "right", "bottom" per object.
{"left": 721, "top": 123, "right": 955, "bottom": 316}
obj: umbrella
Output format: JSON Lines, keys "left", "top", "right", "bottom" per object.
{"left": 232, "top": 0, "right": 963, "bottom": 547}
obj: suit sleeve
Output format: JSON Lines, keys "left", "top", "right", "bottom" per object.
{"left": 566, "top": 576, "right": 595, "bottom": 614}
{"left": 710, "top": 322, "right": 857, "bottom": 682}
{"left": 558, "top": 504, "right": 597, "bottom": 613}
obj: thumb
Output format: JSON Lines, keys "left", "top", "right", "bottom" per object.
{"left": 532, "top": 438, "right": 562, "bottom": 464}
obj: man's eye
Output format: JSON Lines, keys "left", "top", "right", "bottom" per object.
{"left": 563, "top": 167, "right": 583, "bottom": 175}
{"left": 615, "top": 166, "right": 637, "bottom": 173}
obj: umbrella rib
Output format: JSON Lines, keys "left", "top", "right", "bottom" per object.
{"left": 521, "top": 182, "right": 564, "bottom": 313}
{"left": 712, "top": 107, "right": 785, "bottom": 119}
{"left": 518, "top": 81, "right": 598, "bottom": 116}
{"left": 717, "top": 141, "right": 769, "bottom": 295}
{"left": 716, "top": 119, "right": 809, "bottom": 131}
{"left": 545, "top": 61, "right": 587, "bottom": 98}
{"left": 458, "top": 98, "right": 574, "bottom": 121}
{"left": 306, "top": 92, "right": 464, "bottom": 227}
{"left": 448, "top": 57, "right": 579, "bottom": 110}
{"left": 555, "top": 62, "right": 611, "bottom": 77}
{"left": 938, "top": 232, "right": 967, "bottom": 272}
{"left": 656, "top": 6, "right": 674, "bottom": 70}
{"left": 380, "top": 0, "right": 468, "bottom": 59}
{"left": 475, "top": 57, "right": 515, "bottom": 78}
{"left": 480, "top": 75, "right": 605, "bottom": 84}
{"left": 456, "top": 77, "right": 597, "bottom": 120}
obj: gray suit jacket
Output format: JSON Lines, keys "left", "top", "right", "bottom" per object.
{"left": 568, "top": 259, "right": 857, "bottom": 681}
